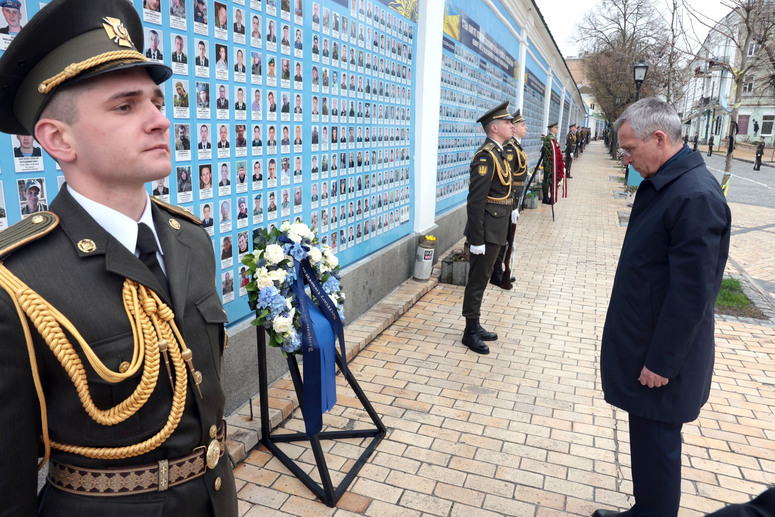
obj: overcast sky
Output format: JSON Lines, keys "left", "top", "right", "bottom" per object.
{"left": 534, "top": 0, "right": 735, "bottom": 58}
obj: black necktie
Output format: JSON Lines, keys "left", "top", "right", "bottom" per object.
{"left": 136, "top": 223, "right": 170, "bottom": 299}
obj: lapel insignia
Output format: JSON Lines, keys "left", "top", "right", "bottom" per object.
{"left": 169, "top": 219, "right": 181, "bottom": 230}
{"left": 102, "top": 17, "right": 133, "bottom": 48}
{"left": 77, "top": 239, "right": 97, "bottom": 253}
{"left": 478, "top": 165, "right": 488, "bottom": 176}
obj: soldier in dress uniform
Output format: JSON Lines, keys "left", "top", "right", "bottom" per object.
{"left": 541, "top": 122, "right": 565, "bottom": 205}
{"left": 491, "top": 109, "right": 528, "bottom": 288}
{"left": 0, "top": 0, "right": 238, "bottom": 515}
{"left": 754, "top": 136, "right": 765, "bottom": 171}
{"left": 564, "top": 123, "right": 577, "bottom": 178}
{"left": 461, "top": 101, "right": 515, "bottom": 354}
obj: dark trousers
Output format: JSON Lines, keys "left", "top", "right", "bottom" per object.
{"left": 628, "top": 414, "right": 683, "bottom": 517}
{"left": 708, "top": 145, "right": 713, "bottom": 156}
{"left": 462, "top": 242, "right": 501, "bottom": 318}
{"left": 754, "top": 154, "right": 762, "bottom": 170}
{"left": 565, "top": 155, "right": 573, "bottom": 175}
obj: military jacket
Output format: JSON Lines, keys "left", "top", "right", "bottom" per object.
{"left": 756, "top": 141, "right": 765, "bottom": 156}
{"left": 464, "top": 138, "right": 512, "bottom": 246}
{"left": 0, "top": 188, "right": 237, "bottom": 517}
{"left": 565, "top": 131, "right": 576, "bottom": 155}
{"left": 504, "top": 136, "right": 528, "bottom": 208}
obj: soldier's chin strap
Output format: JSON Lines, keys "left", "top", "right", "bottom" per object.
{"left": 0, "top": 264, "right": 201, "bottom": 469}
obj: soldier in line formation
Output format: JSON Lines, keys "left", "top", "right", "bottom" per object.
{"left": 490, "top": 109, "right": 529, "bottom": 288}
{"left": 541, "top": 122, "right": 565, "bottom": 205}
{"left": 460, "top": 101, "right": 516, "bottom": 354}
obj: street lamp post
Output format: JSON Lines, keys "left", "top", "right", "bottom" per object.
{"left": 633, "top": 59, "right": 649, "bottom": 101}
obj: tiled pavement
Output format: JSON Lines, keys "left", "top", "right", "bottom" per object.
{"left": 226, "top": 141, "right": 775, "bottom": 516}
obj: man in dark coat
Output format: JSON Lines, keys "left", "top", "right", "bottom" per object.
{"left": 595, "top": 98, "right": 730, "bottom": 517}
{"left": 754, "top": 136, "right": 765, "bottom": 171}
{"left": 0, "top": 1, "right": 238, "bottom": 515}
{"left": 461, "top": 101, "right": 513, "bottom": 354}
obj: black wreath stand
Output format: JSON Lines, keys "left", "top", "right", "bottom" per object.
{"left": 255, "top": 329, "right": 386, "bottom": 507}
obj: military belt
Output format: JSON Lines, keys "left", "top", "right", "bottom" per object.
{"left": 487, "top": 198, "right": 513, "bottom": 206}
{"left": 47, "top": 421, "right": 227, "bottom": 497}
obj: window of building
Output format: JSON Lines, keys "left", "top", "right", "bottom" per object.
{"left": 748, "top": 42, "right": 761, "bottom": 57}
{"left": 762, "top": 114, "right": 774, "bottom": 136}
{"left": 743, "top": 75, "right": 755, "bottom": 95}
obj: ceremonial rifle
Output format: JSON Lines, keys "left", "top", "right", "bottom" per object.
{"left": 500, "top": 155, "right": 541, "bottom": 290}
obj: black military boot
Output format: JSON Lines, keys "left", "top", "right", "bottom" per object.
{"left": 462, "top": 318, "right": 489, "bottom": 354}
{"left": 476, "top": 319, "right": 497, "bottom": 341}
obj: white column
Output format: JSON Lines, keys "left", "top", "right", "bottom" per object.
{"left": 412, "top": 0, "right": 444, "bottom": 234}
{"left": 516, "top": 35, "right": 527, "bottom": 111}
{"left": 543, "top": 73, "right": 553, "bottom": 128}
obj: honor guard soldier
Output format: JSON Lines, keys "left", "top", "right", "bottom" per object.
{"left": 754, "top": 136, "right": 765, "bottom": 170}
{"left": 565, "top": 123, "right": 577, "bottom": 178}
{"left": 491, "top": 109, "right": 528, "bottom": 288}
{"left": 541, "top": 122, "right": 565, "bottom": 205}
{"left": 0, "top": 0, "right": 238, "bottom": 515}
{"left": 461, "top": 101, "right": 514, "bottom": 354}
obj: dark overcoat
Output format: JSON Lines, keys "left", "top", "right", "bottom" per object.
{"left": 601, "top": 147, "right": 731, "bottom": 424}
{"left": 0, "top": 188, "right": 237, "bottom": 516}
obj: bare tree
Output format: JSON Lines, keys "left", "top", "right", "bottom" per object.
{"left": 574, "top": 0, "right": 672, "bottom": 155}
{"left": 685, "top": 0, "right": 775, "bottom": 173}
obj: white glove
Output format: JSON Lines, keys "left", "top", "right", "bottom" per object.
{"left": 570, "top": 153, "right": 574, "bottom": 158}
{"left": 470, "top": 244, "right": 486, "bottom": 255}
{"left": 511, "top": 209, "right": 519, "bottom": 223}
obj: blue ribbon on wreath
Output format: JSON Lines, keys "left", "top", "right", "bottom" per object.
{"left": 289, "top": 257, "right": 347, "bottom": 437}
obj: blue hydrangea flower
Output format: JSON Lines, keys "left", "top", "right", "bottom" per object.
{"left": 257, "top": 285, "right": 280, "bottom": 309}
{"left": 323, "top": 277, "right": 340, "bottom": 294}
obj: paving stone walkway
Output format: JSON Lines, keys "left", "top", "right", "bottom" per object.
{"left": 228, "top": 141, "right": 775, "bottom": 516}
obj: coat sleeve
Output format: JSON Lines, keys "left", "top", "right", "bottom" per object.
{"left": 466, "top": 152, "right": 494, "bottom": 247}
{"left": 644, "top": 191, "right": 730, "bottom": 378}
{"left": 0, "top": 292, "right": 42, "bottom": 516}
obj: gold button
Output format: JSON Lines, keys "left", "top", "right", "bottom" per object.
{"left": 31, "top": 215, "right": 45, "bottom": 224}
{"left": 209, "top": 425, "right": 218, "bottom": 439}
{"left": 214, "top": 476, "right": 222, "bottom": 491}
{"left": 118, "top": 361, "right": 130, "bottom": 373}
{"left": 169, "top": 218, "right": 181, "bottom": 230}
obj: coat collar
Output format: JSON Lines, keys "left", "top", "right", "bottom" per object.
{"left": 50, "top": 188, "right": 192, "bottom": 318}
{"left": 648, "top": 145, "right": 699, "bottom": 191}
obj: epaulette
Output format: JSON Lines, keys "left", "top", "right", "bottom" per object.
{"left": 0, "top": 212, "right": 59, "bottom": 261}
{"left": 151, "top": 196, "right": 201, "bottom": 225}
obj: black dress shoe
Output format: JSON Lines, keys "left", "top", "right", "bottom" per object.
{"left": 489, "top": 273, "right": 503, "bottom": 286}
{"left": 462, "top": 329, "right": 490, "bottom": 354}
{"left": 592, "top": 509, "right": 627, "bottom": 517}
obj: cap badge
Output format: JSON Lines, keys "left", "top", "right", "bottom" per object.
{"left": 103, "top": 17, "right": 133, "bottom": 48}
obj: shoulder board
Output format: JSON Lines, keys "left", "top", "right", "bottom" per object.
{"left": 0, "top": 211, "right": 59, "bottom": 261}
{"left": 151, "top": 196, "right": 201, "bottom": 225}
{"left": 481, "top": 141, "right": 495, "bottom": 152}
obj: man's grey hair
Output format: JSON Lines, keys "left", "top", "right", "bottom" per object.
{"left": 613, "top": 98, "right": 682, "bottom": 143}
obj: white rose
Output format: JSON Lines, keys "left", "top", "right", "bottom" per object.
{"left": 287, "top": 231, "right": 302, "bottom": 243}
{"left": 255, "top": 268, "right": 273, "bottom": 288}
{"left": 290, "top": 222, "right": 311, "bottom": 239}
{"left": 264, "top": 244, "right": 285, "bottom": 264}
{"left": 326, "top": 253, "right": 339, "bottom": 268}
{"left": 280, "top": 221, "right": 291, "bottom": 232}
{"left": 267, "top": 269, "right": 287, "bottom": 283}
{"left": 308, "top": 247, "right": 323, "bottom": 264}
{"left": 273, "top": 315, "right": 293, "bottom": 334}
